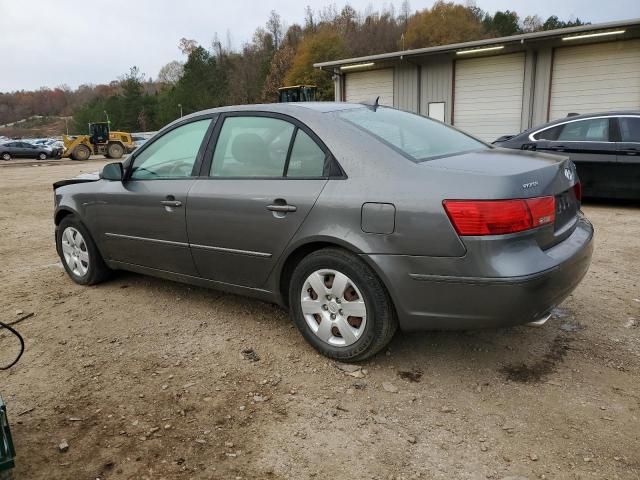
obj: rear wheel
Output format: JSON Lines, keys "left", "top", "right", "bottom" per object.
{"left": 71, "top": 144, "right": 91, "bottom": 161}
{"left": 1, "top": 152, "right": 11, "bottom": 161}
{"left": 0, "top": 469, "right": 14, "bottom": 480}
{"left": 57, "top": 215, "right": 110, "bottom": 285}
{"left": 289, "top": 248, "right": 397, "bottom": 362}
{"left": 107, "top": 142, "right": 124, "bottom": 159}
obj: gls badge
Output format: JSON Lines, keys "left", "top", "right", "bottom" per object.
{"left": 564, "top": 167, "right": 574, "bottom": 182}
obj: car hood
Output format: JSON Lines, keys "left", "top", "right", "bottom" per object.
{"left": 53, "top": 171, "right": 100, "bottom": 190}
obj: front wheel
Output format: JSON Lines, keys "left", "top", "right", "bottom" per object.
{"left": 289, "top": 248, "right": 397, "bottom": 362}
{"left": 57, "top": 215, "right": 110, "bottom": 285}
{"left": 38, "top": 152, "right": 47, "bottom": 160}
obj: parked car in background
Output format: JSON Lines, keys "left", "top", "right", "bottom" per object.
{"left": 1, "top": 141, "right": 54, "bottom": 160}
{"left": 53, "top": 103, "right": 593, "bottom": 361}
{"left": 494, "top": 112, "right": 640, "bottom": 200}
{"left": 31, "top": 138, "right": 64, "bottom": 158}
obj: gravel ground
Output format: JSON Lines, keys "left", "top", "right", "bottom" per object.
{"left": 0, "top": 159, "right": 639, "bottom": 480}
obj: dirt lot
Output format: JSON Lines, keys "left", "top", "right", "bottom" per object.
{"left": 1, "top": 159, "right": 639, "bottom": 480}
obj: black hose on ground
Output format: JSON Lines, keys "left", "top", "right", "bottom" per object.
{"left": 0, "top": 319, "right": 25, "bottom": 370}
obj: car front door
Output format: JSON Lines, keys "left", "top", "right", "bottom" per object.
{"left": 186, "top": 113, "right": 330, "bottom": 288}
{"left": 16, "top": 142, "right": 32, "bottom": 157}
{"left": 94, "top": 116, "right": 215, "bottom": 275}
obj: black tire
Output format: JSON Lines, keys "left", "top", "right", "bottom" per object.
{"left": 1, "top": 152, "right": 11, "bottom": 161}
{"left": 107, "top": 142, "right": 124, "bottom": 159}
{"left": 38, "top": 152, "right": 47, "bottom": 160}
{"left": 0, "top": 469, "right": 14, "bottom": 480}
{"left": 57, "top": 215, "right": 110, "bottom": 285}
{"left": 71, "top": 144, "right": 91, "bottom": 161}
{"left": 289, "top": 248, "right": 397, "bottom": 362}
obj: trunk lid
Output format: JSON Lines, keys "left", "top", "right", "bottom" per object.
{"left": 424, "top": 148, "right": 580, "bottom": 248}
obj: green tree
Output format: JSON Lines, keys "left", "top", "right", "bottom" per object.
{"left": 483, "top": 10, "right": 521, "bottom": 37}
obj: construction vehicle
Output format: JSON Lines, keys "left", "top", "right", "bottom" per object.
{"left": 278, "top": 85, "right": 317, "bottom": 103}
{"left": 62, "top": 122, "right": 136, "bottom": 161}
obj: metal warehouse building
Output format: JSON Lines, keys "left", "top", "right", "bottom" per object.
{"left": 314, "top": 19, "right": 640, "bottom": 142}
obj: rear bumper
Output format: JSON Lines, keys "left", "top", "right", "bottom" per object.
{"left": 364, "top": 215, "right": 594, "bottom": 331}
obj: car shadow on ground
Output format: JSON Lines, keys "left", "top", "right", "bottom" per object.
{"left": 109, "top": 270, "right": 576, "bottom": 386}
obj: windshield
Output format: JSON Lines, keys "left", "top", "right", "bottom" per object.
{"left": 337, "top": 107, "right": 487, "bottom": 162}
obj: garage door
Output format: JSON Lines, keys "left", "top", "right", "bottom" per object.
{"left": 549, "top": 40, "right": 640, "bottom": 120}
{"left": 454, "top": 53, "right": 525, "bottom": 142}
{"left": 345, "top": 69, "right": 394, "bottom": 106}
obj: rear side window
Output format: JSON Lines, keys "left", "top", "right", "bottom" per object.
{"left": 211, "top": 117, "right": 294, "bottom": 177}
{"left": 533, "top": 125, "right": 563, "bottom": 141}
{"left": 337, "top": 107, "right": 486, "bottom": 162}
{"left": 619, "top": 117, "right": 640, "bottom": 142}
{"left": 287, "top": 130, "right": 326, "bottom": 177}
{"left": 557, "top": 118, "right": 609, "bottom": 142}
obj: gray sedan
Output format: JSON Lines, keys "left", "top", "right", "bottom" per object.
{"left": 1, "top": 141, "right": 53, "bottom": 160}
{"left": 53, "top": 103, "right": 593, "bottom": 361}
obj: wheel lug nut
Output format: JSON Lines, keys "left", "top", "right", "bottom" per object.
{"left": 322, "top": 304, "right": 328, "bottom": 310}
{"left": 339, "top": 310, "right": 343, "bottom": 316}
{"left": 330, "top": 314, "right": 336, "bottom": 319}
{"left": 336, "top": 299, "right": 341, "bottom": 304}
{"left": 326, "top": 295, "right": 332, "bottom": 300}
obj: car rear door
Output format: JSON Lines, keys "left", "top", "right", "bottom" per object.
{"left": 535, "top": 117, "right": 617, "bottom": 162}
{"left": 94, "top": 116, "right": 216, "bottom": 275}
{"left": 613, "top": 115, "right": 640, "bottom": 198}
{"left": 616, "top": 115, "right": 640, "bottom": 162}
{"left": 186, "top": 113, "right": 330, "bottom": 288}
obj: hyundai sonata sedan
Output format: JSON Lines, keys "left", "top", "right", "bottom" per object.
{"left": 53, "top": 103, "right": 593, "bottom": 361}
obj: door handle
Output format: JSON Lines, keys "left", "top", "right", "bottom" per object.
{"left": 160, "top": 200, "right": 182, "bottom": 207}
{"left": 266, "top": 204, "right": 297, "bottom": 212}
{"left": 550, "top": 145, "right": 567, "bottom": 151}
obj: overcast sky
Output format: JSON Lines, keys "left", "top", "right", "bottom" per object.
{"left": 0, "top": 0, "right": 638, "bottom": 92}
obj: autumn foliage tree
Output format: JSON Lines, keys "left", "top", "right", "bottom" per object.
{"left": 285, "top": 28, "right": 347, "bottom": 100}
{"left": 405, "top": 1, "right": 486, "bottom": 48}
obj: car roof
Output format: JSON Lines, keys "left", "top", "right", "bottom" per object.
{"left": 534, "top": 110, "right": 640, "bottom": 129}
{"left": 181, "top": 102, "right": 364, "bottom": 119}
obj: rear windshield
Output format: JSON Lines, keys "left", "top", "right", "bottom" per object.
{"left": 337, "top": 107, "right": 487, "bottom": 162}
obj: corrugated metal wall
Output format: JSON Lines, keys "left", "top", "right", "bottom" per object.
{"left": 393, "top": 64, "right": 419, "bottom": 113}
{"left": 421, "top": 59, "right": 453, "bottom": 123}
{"left": 531, "top": 48, "right": 553, "bottom": 127}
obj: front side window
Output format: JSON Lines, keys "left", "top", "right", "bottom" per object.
{"left": 556, "top": 118, "right": 610, "bottom": 142}
{"left": 619, "top": 117, "right": 640, "bottom": 142}
{"left": 337, "top": 106, "right": 486, "bottom": 162}
{"left": 130, "top": 119, "right": 211, "bottom": 180}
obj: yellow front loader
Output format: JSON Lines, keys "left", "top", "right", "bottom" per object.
{"left": 62, "top": 122, "right": 136, "bottom": 161}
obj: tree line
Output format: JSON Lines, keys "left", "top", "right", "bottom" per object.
{"left": 0, "top": 2, "right": 586, "bottom": 134}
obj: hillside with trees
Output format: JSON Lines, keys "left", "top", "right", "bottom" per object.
{"left": 0, "top": 2, "right": 587, "bottom": 136}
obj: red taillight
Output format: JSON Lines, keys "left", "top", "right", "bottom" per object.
{"left": 443, "top": 196, "right": 556, "bottom": 236}
{"left": 573, "top": 181, "right": 582, "bottom": 203}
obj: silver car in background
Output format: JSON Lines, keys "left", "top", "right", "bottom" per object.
{"left": 53, "top": 103, "right": 593, "bottom": 361}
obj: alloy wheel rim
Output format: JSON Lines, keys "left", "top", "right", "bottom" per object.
{"left": 61, "top": 227, "right": 89, "bottom": 277}
{"left": 300, "top": 269, "right": 367, "bottom": 347}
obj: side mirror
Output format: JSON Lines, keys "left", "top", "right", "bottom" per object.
{"left": 101, "top": 162, "right": 123, "bottom": 181}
